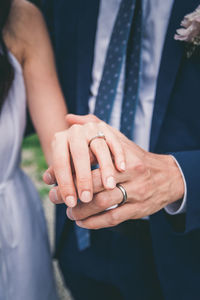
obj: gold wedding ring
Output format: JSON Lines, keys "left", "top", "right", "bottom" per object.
{"left": 88, "top": 131, "right": 106, "bottom": 147}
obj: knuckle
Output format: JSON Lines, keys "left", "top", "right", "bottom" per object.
{"left": 59, "top": 183, "right": 74, "bottom": 196}
{"left": 136, "top": 184, "right": 148, "bottom": 201}
{"left": 109, "top": 210, "right": 120, "bottom": 227}
{"left": 135, "top": 162, "right": 145, "bottom": 173}
{"left": 51, "top": 131, "right": 67, "bottom": 149}
{"left": 86, "top": 122, "right": 95, "bottom": 130}
{"left": 70, "top": 124, "right": 81, "bottom": 134}
{"left": 99, "top": 121, "right": 106, "bottom": 130}
{"left": 78, "top": 176, "right": 91, "bottom": 188}
{"left": 88, "top": 114, "right": 98, "bottom": 122}
{"left": 132, "top": 160, "right": 146, "bottom": 174}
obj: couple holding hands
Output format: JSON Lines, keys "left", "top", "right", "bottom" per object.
{"left": 1, "top": 0, "right": 200, "bottom": 299}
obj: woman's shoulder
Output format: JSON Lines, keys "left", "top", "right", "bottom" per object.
{"left": 11, "top": 0, "right": 44, "bottom": 31}
{"left": 5, "top": 0, "right": 47, "bottom": 64}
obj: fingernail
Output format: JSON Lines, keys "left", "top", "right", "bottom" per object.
{"left": 66, "top": 196, "right": 76, "bottom": 207}
{"left": 120, "top": 162, "right": 126, "bottom": 171}
{"left": 44, "top": 172, "right": 54, "bottom": 185}
{"left": 81, "top": 191, "right": 91, "bottom": 203}
{"left": 67, "top": 208, "right": 74, "bottom": 220}
{"left": 50, "top": 189, "right": 58, "bottom": 203}
{"left": 106, "top": 176, "right": 116, "bottom": 189}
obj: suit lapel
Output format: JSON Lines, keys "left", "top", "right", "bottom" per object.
{"left": 150, "top": 0, "right": 199, "bottom": 152}
{"left": 75, "top": 0, "right": 100, "bottom": 115}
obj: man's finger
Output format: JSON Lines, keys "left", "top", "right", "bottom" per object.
{"left": 67, "top": 185, "right": 126, "bottom": 221}
{"left": 75, "top": 203, "right": 135, "bottom": 229}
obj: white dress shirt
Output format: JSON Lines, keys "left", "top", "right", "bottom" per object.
{"left": 89, "top": 0, "right": 186, "bottom": 215}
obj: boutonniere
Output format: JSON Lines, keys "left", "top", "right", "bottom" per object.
{"left": 174, "top": 5, "right": 200, "bottom": 58}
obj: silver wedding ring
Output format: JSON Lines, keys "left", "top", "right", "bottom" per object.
{"left": 88, "top": 131, "right": 106, "bottom": 147}
{"left": 116, "top": 183, "right": 128, "bottom": 205}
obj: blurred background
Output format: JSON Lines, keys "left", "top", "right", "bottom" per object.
{"left": 22, "top": 1, "right": 73, "bottom": 299}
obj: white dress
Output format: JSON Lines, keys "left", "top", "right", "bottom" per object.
{"left": 0, "top": 53, "right": 58, "bottom": 300}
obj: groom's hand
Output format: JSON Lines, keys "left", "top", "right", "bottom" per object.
{"left": 65, "top": 135, "right": 184, "bottom": 229}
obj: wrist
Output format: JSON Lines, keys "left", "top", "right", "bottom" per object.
{"left": 162, "top": 154, "right": 185, "bottom": 204}
{"left": 145, "top": 153, "right": 185, "bottom": 206}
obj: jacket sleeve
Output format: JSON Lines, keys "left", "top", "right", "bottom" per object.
{"left": 164, "top": 156, "right": 187, "bottom": 215}
{"left": 171, "top": 150, "right": 200, "bottom": 233}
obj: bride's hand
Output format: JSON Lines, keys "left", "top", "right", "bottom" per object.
{"left": 43, "top": 116, "right": 126, "bottom": 208}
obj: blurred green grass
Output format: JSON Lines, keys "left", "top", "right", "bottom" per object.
{"left": 22, "top": 134, "right": 47, "bottom": 172}
{"left": 22, "top": 134, "right": 50, "bottom": 198}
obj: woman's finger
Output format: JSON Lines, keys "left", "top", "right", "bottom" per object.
{"left": 68, "top": 125, "right": 93, "bottom": 203}
{"left": 89, "top": 137, "right": 116, "bottom": 189}
{"left": 67, "top": 114, "right": 126, "bottom": 172}
{"left": 52, "top": 131, "right": 77, "bottom": 207}
{"left": 83, "top": 122, "right": 118, "bottom": 190}
{"left": 99, "top": 122, "right": 126, "bottom": 172}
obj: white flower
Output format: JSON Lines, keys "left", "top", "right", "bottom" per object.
{"left": 174, "top": 5, "right": 200, "bottom": 44}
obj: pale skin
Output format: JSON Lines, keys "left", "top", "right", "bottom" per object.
{"left": 44, "top": 114, "right": 185, "bottom": 230}
{"left": 4, "top": 0, "right": 67, "bottom": 163}
{"left": 47, "top": 117, "right": 126, "bottom": 207}
{"left": 4, "top": 0, "right": 121, "bottom": 191}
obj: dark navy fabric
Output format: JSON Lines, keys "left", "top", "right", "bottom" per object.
{"left": 42, "top": 0, "right": 200, "bottom": 299}
{"left": 59, "top": 224, "right": 164, "bottom": 300}
{"left": 119, "top": 0, "right": 142, "bottom": 138}
{"left": 74, "top": 222, "right": 90, "bottom": 251}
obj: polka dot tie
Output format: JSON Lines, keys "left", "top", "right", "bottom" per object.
{"left": 94, "top": 0, "right": 142, "bottom": 140}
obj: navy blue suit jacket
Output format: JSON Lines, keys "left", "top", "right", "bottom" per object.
{"left": 43, "top": 0, "right": 200, "bottom": 298}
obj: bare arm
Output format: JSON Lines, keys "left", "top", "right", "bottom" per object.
{"left": 7, "top": 0, "right": 68, "bottom": 164}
